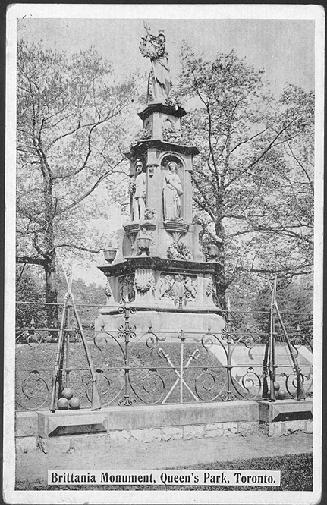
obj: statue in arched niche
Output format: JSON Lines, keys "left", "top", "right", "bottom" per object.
{"left": 163, "top": 160, "right": 183, "bottom": 221}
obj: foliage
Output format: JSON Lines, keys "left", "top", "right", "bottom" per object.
{"left": 253, "top": 275, "right": 313, "bottom": 346}
{"left": 175, "top": 45, "right": 314, "bottom": 306}
{"left": 167, "top": 241, "right": 192, "bottom": 260}
{"left": 16, "top": 40, "right": 135, "bottom": 318}
{"left": 16, "top": 265, "right": 47, "bottom": 333}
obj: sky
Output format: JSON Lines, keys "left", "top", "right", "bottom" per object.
{"left": 16, "top": 17, "right": 315, "bottom": 285}
{"left": 18, "top": 18, "right": 315, "bottom": 96}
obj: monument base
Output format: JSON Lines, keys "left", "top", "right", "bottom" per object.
{"left": 96, "top": 305, "right": 225, "bottom": 338}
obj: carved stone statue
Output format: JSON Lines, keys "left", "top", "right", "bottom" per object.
{"left": 139, "top": 25, "right": 172, "bottom": 103}
{"left": 131, "top": 159, "right": 146, "bottom": 221}
{"left": 163, "top": 161, "right": 183, "bottom": 221}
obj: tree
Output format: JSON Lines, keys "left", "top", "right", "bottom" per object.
{"left": 175, "top": 45, "right": 314, "bottom": 308}
{"left": 238, "top": 85, "right": 314, "bottom": 278}
{"left": 16, "top": 265, "right": 46, "bottom": 338}
{"left": 253, "top": 276, "right": 313, "bottom": 347}
{"left": 16, "top": 41, "right": 135, "bottom": 326}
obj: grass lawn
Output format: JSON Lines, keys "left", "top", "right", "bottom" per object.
{"left": 15, "top": 453, "right": 312, "bottom": 491}
{"left": 176, "top": 452, "right": 313, "bottom": 491}
{"left": 15, "top": 340, "right": 230, "bottom": 409}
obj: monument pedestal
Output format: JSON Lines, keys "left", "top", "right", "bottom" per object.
{"left": 97, "top": 257, "right": 224, "bottom": 336}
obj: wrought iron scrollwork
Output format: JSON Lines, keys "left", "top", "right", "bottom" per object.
{"left": 15, "top": 299, "right": 313, "bottom": 410}
{"left": 19, "top": 370, "right": 50, "bottom": 410}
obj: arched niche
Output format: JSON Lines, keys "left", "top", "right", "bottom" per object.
{"left": 160, "top": 154, "right": 185, "bottom": 222}
{"left": 160, "top": 153, "right": 184, "bottom": 169}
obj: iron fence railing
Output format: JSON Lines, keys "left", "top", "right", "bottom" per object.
{"left": 15, "top": 300, "right": 313, "bottom": 411}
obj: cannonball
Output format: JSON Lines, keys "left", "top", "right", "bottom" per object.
{"left": 69, "top": 397, "right": 81, "bottom": 410}
{"left": 274, "top": 383, "right": 280, "bottom": 391}
{"left": 276, "top": 390, "right": 286, "bottom": 400}
{"left": 61, "top": 387, "right": 74, "bottom": 400}
{"left": 57, "top": 397, "right": 69, "bottom": 410}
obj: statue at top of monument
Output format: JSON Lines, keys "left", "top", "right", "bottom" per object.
{"left": 139, "top": 24, "right": 172, "bottom": 103}
{"left": 163, "top": 161, "right": 183, "bottom": 221}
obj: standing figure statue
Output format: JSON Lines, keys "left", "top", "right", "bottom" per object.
{"left": 139, "top": 24, "right": 172, "bottom": 103}
{"left": 163, "top": 161, "right": 183, "bottom": 221}
{"left": 131, "top": 159, "right": 146, "bottom": 222}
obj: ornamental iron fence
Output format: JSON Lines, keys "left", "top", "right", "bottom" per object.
{"left": 15, "top": 300, "right": 313, "bottom": 411}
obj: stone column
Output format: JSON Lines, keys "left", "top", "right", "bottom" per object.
{"left": 183, "top": 155, "right": 193, "bottom": 224}
{"left": 146, "top": 148, "right": 161, "bottom": 221}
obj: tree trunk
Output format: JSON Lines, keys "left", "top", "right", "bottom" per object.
{"left": 43, "top": 177, "right": 58, "bottom": 337}
{"left": 214, "top": 216, "right": 227, "bottom": 311}
{"left": 45, "top": 253, "right": 58, "bottom": 339}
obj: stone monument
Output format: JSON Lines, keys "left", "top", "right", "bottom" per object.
{"left": 97, "top": 26, "right": 224, "bottom": 336}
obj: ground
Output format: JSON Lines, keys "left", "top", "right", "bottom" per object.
{"left": 16, "top": 430, "right": 313, "bottom": 490}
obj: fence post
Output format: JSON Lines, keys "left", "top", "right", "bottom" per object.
{"left": 226, "top": 298, "right": 232, "bottom": 401}
{"left": 273, "top": 295, "right": 305, "bottom": 401}
{"left": 119, "top": 305, "right": 135, "bottom": 406}
{"left": 262, "top": 340, "right": 269, "bottom": 400}
{"left": 270, "top": 309, "right": 277, "bottom": 401}
{"left": 65, "top": 303, "right": 70, "bottom": 389}
{"left": 180, "top": 330, "right": 185, "bottom": 404}
{"left": 57, "top": 309, "right": 67, "bottom": 399}
{"left": 269, "top": 277, "right": 277, "bottom": 402}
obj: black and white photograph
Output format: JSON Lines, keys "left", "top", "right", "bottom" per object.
{"left": 4, "top": 4, "right": 324, "bottom": 504}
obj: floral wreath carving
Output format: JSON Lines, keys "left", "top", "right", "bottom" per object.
{"left": 144, "top": 208, "right": 156, "bottom": 221}
{"left": 167, "top": 241, "right": 192, "bottom": 261}
{"left": 162, "top": 122, "right": 185, "bottom": 145}
{"left": 135, "top": 127, "right": 151, "bottom": 142}
{"left": 135, "top": 274, "right": 155, "bottom": 294}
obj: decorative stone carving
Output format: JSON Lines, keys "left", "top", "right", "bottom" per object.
{"left": 135, "top": 127, "right": 151, "bottom": 142}
{"left": 137, "top": 235, "right": 151, "bottom": 256}
{"left": 135, "top": 269, "right": 155, "bottom": 294}
{"left": 144, "top": 207, "right": 156, "bottom": 221}
{"left": 104, "top": 280, "right": 113, "bottom": 301}
{"left": 103, "top": 247, "right": 117, "bottom": 264}
{"left": 164, "top": 220, "right": 189, "bottom": 240}
{"left": 119, "top": 274, "right": 135, "bottom": 303}
{"left": 167, "top": 241, "right": 192, "bottom": 261}
{"left": 158, "top": 273, "right": 197, "bottom": 305}
{"left": 158, "top": 274, "right": 176, "bottom": 301}
{"left": 184, "top": 276, "right": 197, "bottom": 300}
{"left": 162, "top": 120, "right": 184, "bottom": 145}
{"left": 205, "top": 279, "right": 213, "bottom": 298}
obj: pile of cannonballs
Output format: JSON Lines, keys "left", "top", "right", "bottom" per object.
{"left": 274, "top": 382, "right": 286, "bottom": 400}
{"left": 57, "top": 388, "right": 81, "bottom": 410}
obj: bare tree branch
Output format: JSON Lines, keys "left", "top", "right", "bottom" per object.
{"left": 55, "top": 244, "right": 102, "bottom": 253}
{"left": 16, "top": 255, "right": 47, "bottom": 267}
